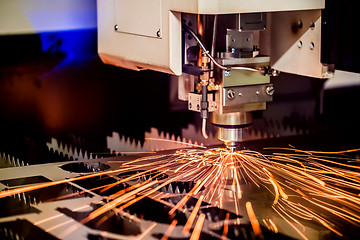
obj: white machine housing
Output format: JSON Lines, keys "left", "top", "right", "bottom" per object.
{"left": 97, "top": 0, "right": 331, "bottom": 78}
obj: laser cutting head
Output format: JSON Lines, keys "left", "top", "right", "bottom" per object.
{"left": 218, "top": 128, "right": 244, "bottom": 150}
{"left": 212, "top": 112, "right": 252, "bottom": 150}
{"left": 97, "top": 1, "right": 329, "bottom": 147}
{"left": 182, "top": 13, "right": 276, "bottom": 148}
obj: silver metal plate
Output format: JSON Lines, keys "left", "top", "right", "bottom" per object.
{"left": 222, "top": 84, "right": 273, "bottom": 106}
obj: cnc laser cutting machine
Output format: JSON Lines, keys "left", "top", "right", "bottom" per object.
{"left": 2, "top": 1, "right": 360, "bottom": 240}
{"left": 97, "top": 0, "right": 333, "bottom": 150}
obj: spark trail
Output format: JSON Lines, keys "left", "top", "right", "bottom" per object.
{"left": 1, "top": 147, "right": 360, "bottom": 239}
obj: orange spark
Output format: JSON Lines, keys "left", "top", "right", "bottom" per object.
{"left": 221, "top": 212, "right": 230, "bottom": 240}
{"left": 161, "top": 220, "right": 178, "bottom": 240}
{"left": 190, "top": 213, "right": 206, "bottom": 240}
{"left": 183, "top": 195, "right": 204, "bottom": 234}
{"left": 245, "top": 202, "right": 262, "bottom": 237}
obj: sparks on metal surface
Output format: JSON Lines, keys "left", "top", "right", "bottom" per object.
{"left": 1, "top": 146, "right": 360, "bottom": 239}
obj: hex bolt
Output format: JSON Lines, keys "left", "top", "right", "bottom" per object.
{"left": 266, "top": 86, "right": 275, "bottom": 96}
{"left": 227, "top": 89, "right": 236, "bottom": 100}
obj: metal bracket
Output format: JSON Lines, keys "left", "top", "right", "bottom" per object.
{"left": 188, "top": 93, "right": 217, "bottom": 112}
{"left": 222, "top": 84, "right": 273, "bottom": 106}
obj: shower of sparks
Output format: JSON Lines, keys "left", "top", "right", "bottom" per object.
{"left": 1, "top": 146, "right": 360, "bottom": 239}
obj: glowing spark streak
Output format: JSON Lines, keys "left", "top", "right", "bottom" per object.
{"left": 270, "top": 154, "right": 307, "bottom": 168}
{"left": 193, "top": 167, "right": 218, "bottom": 195}
{"left": 122, "top": 154, "right": 168, "bottom": 166}
{"left": 245, "top": 202, "right": 262, "bottom": 237}
{"left": 135, "top": 222, "right": 158, "bottom": 240}
{"left": 45, "top": 219, "right": 74, "bottom": 232}
{"left": 189, "top": 213, "right": 206, "bottom": 240}
{"left": 169, "top": 180, "right": 201, "bottom": 215}
{"left": 262, "top": 166, "right": 288, "bottom": 202}
{"left": 120, "top": 179, "right": 178, "bottom": 210}
{"left": 161, "top": 220, "right": 178, "bottom": 240}
{"left": 309, "top": 148, "right": 360, "bottom": 154}
{"left": 268, "top": 219, "right": 278, "bottom": 233}
{"left": 308, "top": 198, "right": 360, "bottom": 224}
{"left": 221, "top": 212, "right": 230, "bottom": 240}
{"left": 206, "top": 169, "right": 223, "bottom": 202}
{"left": 34, "top": 205, "right": 90, "bottom": 225}
{"left": 235, "top": 159, "right": 248, "bottom": 184}
{"left": 276, "top": 163, "right": 326, "bottom": 187}
{"left": 278, "top": 203, "right": 308, "bottom": 231}
{"left": 272, "top": 206, "right": 309, "bottom": 240}
{"left": 183, "top": 195, "right": 204, "bottom": 234}
{"left": 175, "top": 160, "right": 196, "bottom": 173}
{"left": 235, "top": 156, "right": 260, "bottom": 187}
{"left": 179, "top": 165, "right": 204, "bottom": 178}
{"left": 0, "top": 165, "right": 153, "bottom": 199}
{"left": 279, "top": 200, "right": 313, "bottom": 221}
{"left": 109, "top": 183, "right": 142, "bottom": 198}
{"left": 313, "top": 216, "right": 343, "bottom": 237}
{"left": 312, "top": 156, "right": 360, "bottom": 170}
{"left": 265, "top": 147, "right": 314, "bottom": 155}
{"left": 83, "top": 180, "right": 159, "bottom": 223}
{"left": 263, "top": 219, "right": 271, "bottom": 230}
{"left": 95, "top": 211, "right": 115, "bottom": 227}
{"left": 119, "top": 172, "right": 186, "bottom": 212}
{"left": 233, "top": 164, "right": 242, "bottom": 199}
{"left": 35, "top": 213, "right": 63, "bottom": 226}
{"left": 268, "top": 178, "right": 280, "bottom": 205}
{"left": 145, "top": 137, "right": 206, "bottom": 149}
{"left": 100, "top": 168, "right": 165, "bottom": 193}
{"left": 47, "top": 180, "right": 132, "bottom": 202}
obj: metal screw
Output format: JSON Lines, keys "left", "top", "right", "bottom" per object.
{"left": 156, "top": 29, "right": 161, "bottom": 37}
{"left": 266, "top": 86, "right": 275, "bottom": 96}
{"left": 310, "top": 22, "right": 315, "bottom": 30}
{"left": 189, "top": 103, "right": 192, "bottom": 109}
{"left": 255, "top": 90, "right": 260, "bottom": 95}
{"left": 310, "top": 42, "right": 315, "bottom": 50}
{"left": 196, "top": 104, "right": 200, "bottom": 110}
{"left": 114, "top": 25, "right": 119, "bottom": 31}
{"left": 238, "top": 92, "right": 242, "bottom": 97}
{"left": 298, "top": 20, "right": 303, "bottom": 29}
{"left": 227, "top": 89, "right": 236, "bottom": 100}
{"left": 297, "top": 40, "right": 303, "bottom": 48}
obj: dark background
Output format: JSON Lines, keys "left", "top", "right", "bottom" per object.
{"left": 0, "top": 1, "right": 359, "bottom": 165}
